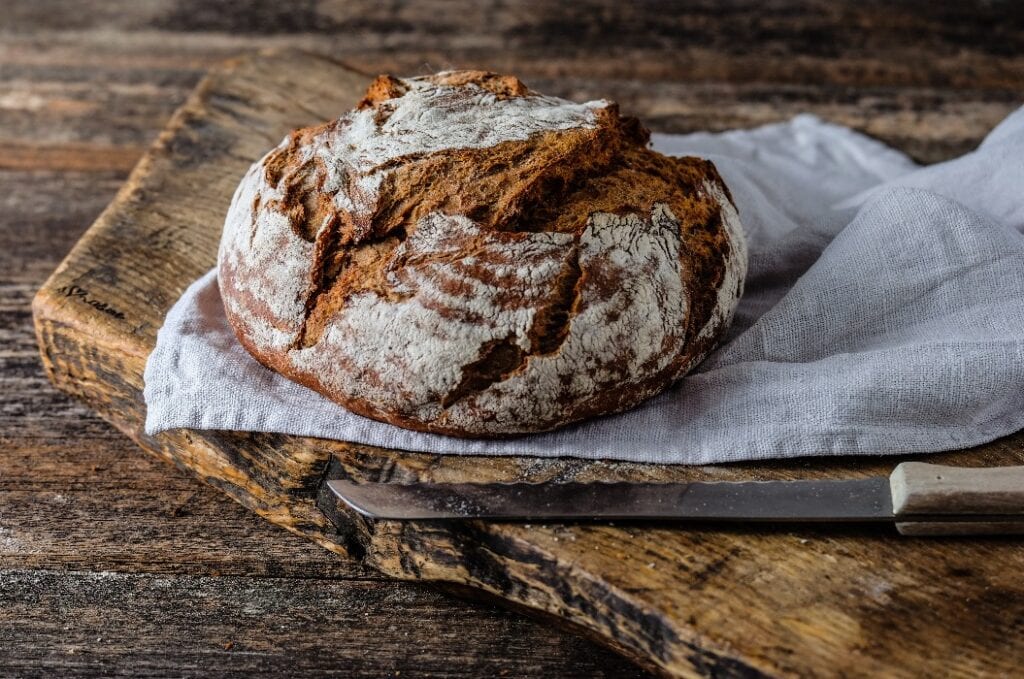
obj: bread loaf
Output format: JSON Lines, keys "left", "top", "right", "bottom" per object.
{"left": 218, "top": 70, "right": 747, "bottom": 436}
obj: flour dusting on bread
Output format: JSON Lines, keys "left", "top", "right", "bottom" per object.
{"left": 218, "top": 70, "right": 747, "bottom": 436}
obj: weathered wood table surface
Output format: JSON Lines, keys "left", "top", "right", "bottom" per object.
{"left": 6, "top": 2, "right": 1024, "bottom": 677}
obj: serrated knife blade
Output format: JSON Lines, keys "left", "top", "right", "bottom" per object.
{"left": 328, "top": 477, "right": 894, "bottom": 521}
{"left": 325, "top": 462, "right": 1024, "bottom": 535}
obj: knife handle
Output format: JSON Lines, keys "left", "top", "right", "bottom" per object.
{"left": 890, "top": 462, "right": 1024, "bottom": 536}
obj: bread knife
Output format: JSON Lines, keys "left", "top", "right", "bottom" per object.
{"left": 326, "top": 462, "right": 1024, "bottom": 535}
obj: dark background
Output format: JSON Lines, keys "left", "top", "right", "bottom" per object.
{"left": 2, "top": 1, "right": 1022, "bottom": 676}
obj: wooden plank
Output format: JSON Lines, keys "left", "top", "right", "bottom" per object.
{"left": 0, "top": 73, "right": 1016, "bottom": 164}
{"left": 0, "top": 569, "right": 647, "bottom": 678}
{"left": 0, "top": 449, "right": 365, "bottom": 578}
{"left": 31, "top": 47, "right": 1024, "bottom": 677}
{"left": 0, "top": 143, "right": 142, "bottom": 172}
{"left": 0, "top": 81, "right": 191, "bottom": 148}
{"left": 4, "top": 1, "right": 1024, "bottom": 73}
{"left": 2, "top": 1, "right": 1022, "bottom": 169}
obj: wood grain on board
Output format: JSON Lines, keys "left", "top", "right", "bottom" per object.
{"left": 30, "top": 45, "right": 1024, "bottom": 678}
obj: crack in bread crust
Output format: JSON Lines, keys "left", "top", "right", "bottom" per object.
{"left": 218, "top": 70, "right": 748, "bottom": 436}
{"left": 526, "top": 243, "right": 582, "bottom": 357}
{"left": 442, "top": 335, "right": 527, "bottom": 409}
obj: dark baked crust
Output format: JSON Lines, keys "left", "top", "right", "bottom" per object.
{"left": 218, "top": 70, "right": 746, "bottom": 437}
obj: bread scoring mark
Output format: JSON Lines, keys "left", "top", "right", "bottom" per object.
{"left": 439, "top": 238, "right": 583, "bottom": 411}
{"left": 218, "top": 70, "right": 748, "bottom": 435}
{"left": 261, "top": 127, "right": 335, "bottom": 243}
{"left": 371, "top": 125, "right": 621, "bottom": 236}
{"left": 248, "top": 193, "right": 261, "bottom": 245}
{"left": 692, "top": 182, "right": 747, "bottom": 345}
{"left": 442, "top": 335, "right": 527, "bottom": 409}
{"left": 294, "top": 225, "right": 410, "bottom": 350}
{"left": 526, "top": 243, "right": 582, "bottom": 355}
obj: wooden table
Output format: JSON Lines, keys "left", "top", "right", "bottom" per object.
{"left": 4, "top": 2, "right": 1023, "bottom": 677}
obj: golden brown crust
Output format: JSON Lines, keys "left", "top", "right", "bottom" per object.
{"left": 422, "top": 70, "right": 532, "bottom": 98}
{"left": 356, "top": 74, "right": 409, "bottom": 110}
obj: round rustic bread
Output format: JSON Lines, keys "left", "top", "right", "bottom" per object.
{"left": 218, "top": 70, "right": 747, "bottom": 437}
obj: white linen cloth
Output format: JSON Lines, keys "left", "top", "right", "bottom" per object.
{"left": 144, "top": 108, "right": 1024, "bottom": 464}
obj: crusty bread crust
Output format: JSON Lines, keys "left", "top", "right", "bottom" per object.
{"left": 218, "top": 71, "right": 747, "bottom": 436}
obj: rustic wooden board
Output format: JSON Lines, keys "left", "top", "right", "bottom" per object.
{"left": 32, "top": 48, "right": 1024, "bottom": 677}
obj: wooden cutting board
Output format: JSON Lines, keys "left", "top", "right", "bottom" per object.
{"left": 33, "top": 49, "right": 1024, "bottom": 677}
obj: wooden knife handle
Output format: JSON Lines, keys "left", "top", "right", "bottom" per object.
{"left": 890, "top": 462, "right": 1024, "bottom": 536}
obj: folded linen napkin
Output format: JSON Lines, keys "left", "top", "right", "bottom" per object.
{"left": 144, "top": 108, "right": 1024, "bottom": 464}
